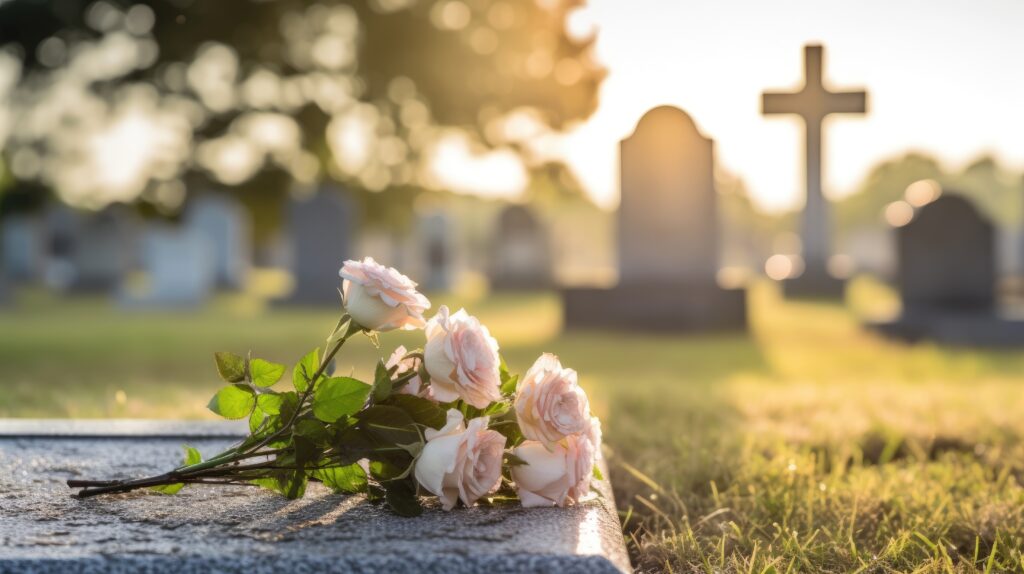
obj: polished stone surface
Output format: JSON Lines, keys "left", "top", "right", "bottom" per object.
{"left": 0, "top": 420, "right": 629, "bottom": 573}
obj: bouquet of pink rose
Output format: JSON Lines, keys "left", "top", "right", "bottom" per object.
{"left": 68, "top": 257, "right": 602, "bottom": 515}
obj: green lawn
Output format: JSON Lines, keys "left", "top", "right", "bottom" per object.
{"left": 2, "top": 281, "right": 1024, "bottom": 572}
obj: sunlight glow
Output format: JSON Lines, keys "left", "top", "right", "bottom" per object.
{"left": 551, "top": 0, "right": 1024, "bottom": 211}
{"left": 425, "top": 131, "right": 527, "bottom": 198}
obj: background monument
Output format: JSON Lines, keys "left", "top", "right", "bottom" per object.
{"left": 871, "top": 193, "right": 1024, "bottom": 345}
{"left": 562, "top": 106, "right": 746, "bottom": 331}
{"left": 762, "top": 44, "right": 867, "bottom": 298}
{"left": 489, "top": 205, "right": 553, "bottom": 291}
{"left": 279, "top": 188, "right": 355, "bottom": 305}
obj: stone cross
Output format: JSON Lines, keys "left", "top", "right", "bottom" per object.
{"left": 762, "top": 45, "right": 866, "bottom": 290}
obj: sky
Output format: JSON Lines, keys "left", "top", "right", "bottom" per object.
{"left": 549, "top": 0, "right": 1024, "bottom": 212}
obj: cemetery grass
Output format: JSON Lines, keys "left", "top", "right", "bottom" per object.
{"left": 3, "top": 281, "right": 1024, "bottom": 572}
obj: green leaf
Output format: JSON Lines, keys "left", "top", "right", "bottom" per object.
{"left": 256, "top": 391, "right": 297, "bottom": 416}
{"left": 482, "top": 400, "right": 511, "bottom": 418}
{"left": 498, "top": 354, "right": 518, "bottom": 396}
{"left": 250, "top": 358, "right": 285, "bottom": 387}
{"left": 372, "top": 359, "right": 393, "bottom": 402}
{"left": 357, "top": 405, "right": 420, "bottom": 446}
{"left": 291, "top": 436, "right": 320, "bottom": 498}
{"left": 312, "top": 463, "right": 367, "bottom": 494}
{"left": 369, "top": 459, "right": 406, "bottom": 481}
{"left": 214, "top": 352, "right": 247, "bottom": 383}
{"left": 325, "top": 316, "right": 352, "bottom": 347}
{"left": 184, "top": 445, "right": 202, "bottom": 466}
{"left": 207, "top": 384, "right": 256, "bottom": 419}
{"left": 150, "top": 482, "right": 185, "bottom": 495}
{"left": 388, "top": 394, "right": 446, "bottom": 429}
{"left": 293, "top": 348, "right": 324, "bottom": 392}
{"left": 383, "top": 479, "right": 423, "bottom": 517}
{"left": 592, "top": 464, "right": 604, "bottom": 481}
{"left": 248, "top": 406, "right": 268, "bottom": 434}
{"left": 491, "top": 412, "right": 524, "bottom": 446}
{"left": 150, "top": 445, "right": 201, "bottom": 495}
{"left": 313, "top": 377, "right": 371, "bottom": 423}
{"left": 252, "top": 470, "right": 307, "bottom": 499}
{"left": 294, "top": 418, "right": 332, "bottom": 447}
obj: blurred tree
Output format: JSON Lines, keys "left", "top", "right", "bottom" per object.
{"left": 836, "top": 153, "right": 945, "bottom": 231}
{"left": 0, "top": 0, "right": 604, "bottom": 216}
{"left": 837, "top": 152, "right": 1024, "bottom": 231}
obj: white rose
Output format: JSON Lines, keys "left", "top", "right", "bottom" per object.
{"left": 511, "top": 418, "right": 600, "bottom": 508}
{"left": 385, "top": 345, "right": 433, "bottom": 400}
{"left": 414, "top": 409, "right": 507, "bottom": 510}
{"left": 339, "top": 257, "right": 431, "bottom": 332}
{"left": 423, "top": 306, "right": 502, "bottom": 408}
{"left": 515, "top": 354, "right": 590, "bottom": 448}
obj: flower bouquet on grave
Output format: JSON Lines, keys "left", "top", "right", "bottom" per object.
{"left": 69, "top": 257, "right": 603, "bottom": 516}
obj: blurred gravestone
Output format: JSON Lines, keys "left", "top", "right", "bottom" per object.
{"left": 119, "top": 226, "right": 215, "bottom": 307}
{"left": 44, "top": 205, "right": 137, "bottom": 293}
{"left": 281, "top": 189, "right": 354, "bottom": 305}
{"left": 489, "top": 205, "right": 553, "bottom": 290}
{"left": 562, "top": 106, "right": 746, "bottom": 331}
{"left": 185, "top": 194, "right": 251, "bottom": 290}
{"left": 871, "top": 193, "right": 1024, "bottom": 345}
{"left": 1, "top": 214, "right": 44, "bottom": 283}
{"left": 417, "top": 212, "right": 454, "bottom": 292}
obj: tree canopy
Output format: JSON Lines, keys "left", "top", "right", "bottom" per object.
{"left": 0, "top": 0, "right": 605, "bottom": 210}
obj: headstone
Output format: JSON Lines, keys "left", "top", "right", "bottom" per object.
{"left": 280, "top": 189, "right": 354, "bottom": 305}
{"left": 870, "top": 193, "right": 1024, "bottom": 345}
{"left": 185, "top": 194, "right": 251, "bottom": 290}
{"left": 1, "top": 214, "right": 44, "bottom": 283}
{"left": 43, "top": 205, "right": 137, "bottom": 293}
{"left": 417, "top": 211, "right": 455, "bottom": 292}
{"left": 0, "top": 420, "right": 630, "bottom": 573}
{"left": 489, "top": 205, "right": 553, "bottom": 290}
{"left": 762, "top": 44, "right": 867, "bottom": 298}
{"left": 118, "top": 226, "right": 215, "bottom": 307}
{"left": 562, "top": 106, "right": 746, "bottom": 331}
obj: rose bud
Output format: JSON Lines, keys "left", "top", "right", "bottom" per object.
{"left": 414, "top": 409, "right": 507, "bottom": 510}
{"left": 423, "top": 306, "right": 502, "bottom": 408}
{"left": 339, "top": 257, "right": 431, "bottom": 332}
{"left": 385, "top": 345, "right": 433, "bottom": 400}
{"left": 515, "top": 354, "right": 590, "bottom": 448}
{"left": 510, "top": 419, "right": 601, "bottom": 508}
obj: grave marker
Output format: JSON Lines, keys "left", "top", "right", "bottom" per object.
{"left": 44, "top": 205, "right": 138, "bottom": 293}
{"left": 871, "top": 193, "right": 1024, "bottom": 345}
{"left": 762, "top": 44, "right": 867, "bottom": 298}
{"left": 418, "top": 211, "right": 455, "bottom": 292}
{"left": 280, "top": 189, "right": 355, "bottom": 305}
{"left": 489, "top": 205, "right": 553, "bottom": 290}
{"left": 0, "top": 420, "right": 630, "bottom": 573}
{"left": 185, "top": 194, "right": 251, "bottom": 290}
{"left": 1, "top": 214, "right": 44, "bottom": 283}
{"left": 119, "top": 226, "right": 215, "bottom": 307}
{"left": 562, "top": 106, "right": 746, "bottom": 331}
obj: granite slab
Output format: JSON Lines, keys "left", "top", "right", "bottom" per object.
{"left": 0, "top": 420, "right": 630, "bottom": 574}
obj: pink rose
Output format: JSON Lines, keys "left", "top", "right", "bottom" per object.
{"left": 339, "top": 257, "right": 431, "bottom": 331}
{"left": 414, "top": 409, "right": 507, "bottom": 510}
{"left": 510, "top": 418, "right": 601, "bottom": 508}
{"left": 423, "top": 306, "right": 502, "bottom": 408}
{"left": 515, "top": 354, "right": 590, "bottom": 448}
{"left": 385, "top": 345, "right": 433, "bottom": 400}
